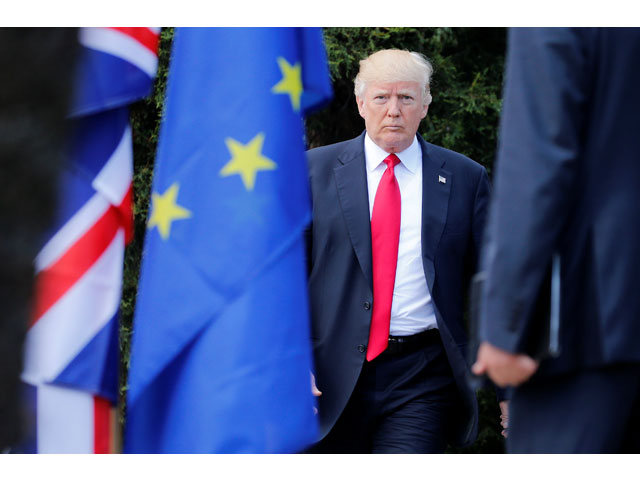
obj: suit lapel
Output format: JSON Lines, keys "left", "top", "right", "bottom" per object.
{"left": 333, "top": 133, "right": 373, "bottom": 291}
{"left": 420, "top": 136, "right": 452, "bottom": 291}
{"left": 332, "top": 134, "right": 452, "bottom": 293}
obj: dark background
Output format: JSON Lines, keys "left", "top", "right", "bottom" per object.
{"left": 0, "top": 28, "right": 79, "bottom": 451}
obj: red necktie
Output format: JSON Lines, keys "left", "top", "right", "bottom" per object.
{"left": 366, "top": 153, "right": 401, "bottom": 361}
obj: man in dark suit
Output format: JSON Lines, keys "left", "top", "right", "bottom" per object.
{"left": 473, "top": 28, "right": 640, "bottom": 453}
{"left": 306, "top": 49, "right": 491, "bottom": 453}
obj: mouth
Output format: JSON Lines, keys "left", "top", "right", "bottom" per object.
{"left": 384, "top": 125, "right": 403, "bottom": 131}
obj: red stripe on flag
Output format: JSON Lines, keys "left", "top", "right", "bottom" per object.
{"left": 108, "top": 27, "right": 159, "bottom": 55}
{"left": 119, "top": 184, "right": 134, "bottom": 245}
{"left": 94, "top": 395, "right": 112, "bottom": 454}
{"left": 31, "top": 205, "right": 121, "bottom": 326}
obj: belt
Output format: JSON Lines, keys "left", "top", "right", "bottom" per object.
{"left": 383, "top": 329, "right": 440, "bottom": 355}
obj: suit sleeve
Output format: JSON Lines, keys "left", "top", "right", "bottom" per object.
{"left": 304, "top": 152, "right": 314, "bottom": 278}
{"left": 479, "top": 28, "right": 591, "bottom": 353}
{"left": 472, "top": 167, "right": 491, "bottom": 273}
{"left": 471, "top": 166, "right": 513, "bottom": 401}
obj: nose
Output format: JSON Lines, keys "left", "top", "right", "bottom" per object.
{"left": 387, "top": 97, "right": 401, "bottom": 117}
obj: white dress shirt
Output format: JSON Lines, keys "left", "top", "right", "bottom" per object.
{"left": 364, "top": 132, "right": 437, "bottom": 335}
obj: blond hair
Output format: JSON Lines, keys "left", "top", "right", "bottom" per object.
{"left": 354, "top": 49, "right": 433, "bottom": 105}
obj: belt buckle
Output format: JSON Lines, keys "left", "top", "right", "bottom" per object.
{"left": 386, "top": 336, "right": 404, "bottom": 354}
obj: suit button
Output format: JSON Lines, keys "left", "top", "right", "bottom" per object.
{"left": 363, "top": 302, "right": 371, "bottom": 310}
{"left": 357, "top": 345, "right": 366, "bottom": 353}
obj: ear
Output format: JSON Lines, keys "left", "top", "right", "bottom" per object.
{"left": 356, "top": 96, "right": 366, "bottom": 119}
{"left": 421, "top": 103, "right": 429, "bottom": 119}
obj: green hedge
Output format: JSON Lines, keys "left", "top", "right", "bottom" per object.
{"left": 121, "top": 27, "right": 507, "bottom": 453}
{"left": 119, "top": 27, "right": 174, "bottom": 424}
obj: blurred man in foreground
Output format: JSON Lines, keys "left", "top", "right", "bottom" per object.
{"left": 474, "top": 28, "right": 640, "bottom": 453}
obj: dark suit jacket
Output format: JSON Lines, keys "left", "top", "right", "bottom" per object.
{"left": 306, "top": 131, "right": 490, "bottom": 446}
{"left": 480, "top": 28, "right": 640, "bottom": 377}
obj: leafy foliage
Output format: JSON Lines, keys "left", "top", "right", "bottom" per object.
{"left": 119, "top": 27, "right": 174, "bottom": 425}
{"left": 120, "top": 27, "right": 507, "bottom": 451}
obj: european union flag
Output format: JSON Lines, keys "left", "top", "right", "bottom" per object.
{"left": 124, "top": 28, "right": 332, "bottom": 453}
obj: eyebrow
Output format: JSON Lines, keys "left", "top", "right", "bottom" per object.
{"left": 370, "top": 89, "right": 416, "bottom": 97}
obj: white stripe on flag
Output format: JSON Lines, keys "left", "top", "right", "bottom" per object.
{"left": 34, "top": 193, "right": 110, "bottom": 274}
{"left": 37, "top": 384, "right": 94, "bottom": 453}
{"left": 22, "top": 230, "right": 125, "bottom": 384}
{"left": 92, "top": 125, "right": 133, "bottom": 206}
{"left": 35, "top": 125, "right": 131, "bottom": 275}
{"left": 79, "top": 27, "right": 158, "bottom": 78}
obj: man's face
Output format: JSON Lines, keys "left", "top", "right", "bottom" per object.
{"left": 356, "top": 81, "right": 428, "bottom": 153}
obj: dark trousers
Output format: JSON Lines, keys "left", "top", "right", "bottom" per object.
{"left": 309, "top": 330, "right": 459, "bottom": 453}
{"left": 508, "top": 364, "right": 640, "bottom": 453}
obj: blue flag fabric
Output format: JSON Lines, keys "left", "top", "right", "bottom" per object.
{"left": 125, "top": 27, "right": 332, "bottom": 453}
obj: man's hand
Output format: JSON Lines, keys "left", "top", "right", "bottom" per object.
{"left": 472, "top": 341, "right": 539, "bottom": 387}
{"left": 311, "top": 373, "right": 322, "bottom": 414}
{"left": 499, "top": 400, "right": 509, "bottom": 438}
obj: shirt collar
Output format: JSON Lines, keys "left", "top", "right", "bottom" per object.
{"left": 364, "top": 132, "right": 421, "bottom": 174}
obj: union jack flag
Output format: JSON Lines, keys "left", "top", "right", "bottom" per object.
{"left": 17, "top": 27, "right": 159, "bottom": 453}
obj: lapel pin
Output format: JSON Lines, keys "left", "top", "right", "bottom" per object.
{"left": 438, "top": 175, "right": 447, "bottom": 184}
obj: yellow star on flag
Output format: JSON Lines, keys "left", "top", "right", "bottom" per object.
{"left": 147, "top": 182, "right": 192, "bottom": 240}
{"left": 271, "top": 57, "right": 303, "bottom": 112}
{"left": 220, "top": 133, "right": 276, "bottom": 191}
